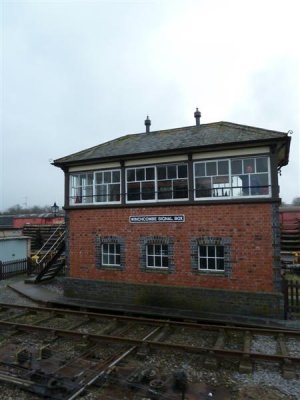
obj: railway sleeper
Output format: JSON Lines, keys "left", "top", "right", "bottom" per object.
{"left": 239, "top": 354, "right": 253, "bottom": 374}
{"left": 282, "top": 358, "right": 296, "bottom": 380}
{"left": 204, "top": 350, "right": 219, "bottom": 370}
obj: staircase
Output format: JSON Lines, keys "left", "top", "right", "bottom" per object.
{"left": 281, "top": 217, "right": 300, "bottom": 252}
{"left": 25, "top": 223, "right": 66, "bottom": 284}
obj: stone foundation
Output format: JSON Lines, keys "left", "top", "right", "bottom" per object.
{"left": 63, "top": 278, "right": 284, "bottom": 319}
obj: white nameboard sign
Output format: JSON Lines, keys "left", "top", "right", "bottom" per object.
{"left": 129, "top": 215, "right": 185, "bottom": 223}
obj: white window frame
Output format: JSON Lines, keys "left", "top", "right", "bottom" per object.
{"left": 101, "top": 243, "right": 121, "bottom": 267}
{"left": 69, "top": 169, "right": 121, "bottom": 205}
{"left": 198, "top": 244, "right": 225, "bottom": 272}
{"left": 146, "top": 244, "right": 169, "bottom": 269}
{"left": 126, "top": 163, "right": 189, "bottom": 203}
{"left": 194, "top": 156, "right": 271, "bottom": 200}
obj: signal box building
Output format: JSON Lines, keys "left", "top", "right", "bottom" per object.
{"left": 53, "top": 111, "right": 291, "bottom": 318}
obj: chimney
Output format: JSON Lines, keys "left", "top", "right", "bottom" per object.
{"left": 145, "top": 115, "right": 151, "bottom": 133}
{"left": 194, "top": 108, "right": 201, "bottom": 126}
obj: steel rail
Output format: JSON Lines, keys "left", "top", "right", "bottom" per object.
{"left": 0, "top": 319, "right": 299, "bottom": 365}
{"left": 66, "top": 326, "right": 162, "bottom": 400}
{"left": 0, "top": 303, "right": 299, "bottom": 336}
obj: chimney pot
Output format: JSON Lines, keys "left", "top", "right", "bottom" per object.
{"left": 145, "top": 115, "right": 151, "bottom": 133}
{"left": 194, "top": 108, "right": 201, "bottom": 126}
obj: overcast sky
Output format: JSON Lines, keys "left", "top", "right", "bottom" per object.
{"left": 1, "top": 0, "right": 299, "bottom": 211}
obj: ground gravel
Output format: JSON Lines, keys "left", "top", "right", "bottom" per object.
{"left": 0, "top": 275, "right": 299, "bottom": 399}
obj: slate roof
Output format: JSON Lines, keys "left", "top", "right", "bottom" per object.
{"left": 53, "top": 121, "right": 290, "bottom": 167}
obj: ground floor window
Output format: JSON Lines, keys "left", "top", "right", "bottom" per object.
{"left": 198, "top": 244, "right": 224, "bottom": 271}
{"left": 101, "top": 243, "right": 121, "bottom": 266}
{"left": 146, "top": 244, "right": 169, "bottom": 268}
{"left": 140, "top": 236, "right": 175, "bottom": 273}
{"left": 191, "top": 237, "right": 231, "bottom": 275}
{"left": 96, "top": 236, "right": 125, "bottom": 270}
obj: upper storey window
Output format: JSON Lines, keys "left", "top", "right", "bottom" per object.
{"left": 126, "top": 164, "right": 188, "bottom": 202}
{"left": 70, "top": 169, "right": 121, "bottom": 205}
{"left": 194, "top": 156, "right": 270, "bottom": 199}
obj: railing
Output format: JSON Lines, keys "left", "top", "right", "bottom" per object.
{"left": 0, "top": 258, "right": 29, "bottom": 280}
{"left": 34, "top": 222, "right": 65, "bottom": 258}
{"left": 282, "top": 278, "right": 300, "bottom": 319}
{"left": 37, "top": 233, "right": 65, "bottom": 266}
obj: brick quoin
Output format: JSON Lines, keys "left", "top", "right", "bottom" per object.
{"left": 67, "top": 203, "right": 275, "bottom": 293}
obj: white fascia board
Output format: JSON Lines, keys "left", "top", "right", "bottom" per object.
{"left": 125, "top": 155, "right": 188, "bottom": 167}
{"left": 192, "top": 146, "right": 270, "bottom": 160}
{"left": 69, "top": 162, "right": 121, "bottom": 172}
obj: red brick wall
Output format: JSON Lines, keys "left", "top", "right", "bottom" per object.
{"left": 67, "top": 203, "right": 275, "bottom": 292}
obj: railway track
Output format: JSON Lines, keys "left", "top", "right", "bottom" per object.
{"left": 0, "top": 303, "right": 299, "bottom": 399}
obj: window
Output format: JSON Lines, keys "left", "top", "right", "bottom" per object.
{"left": 127, "top": 167, "right": 155, "bottom": 201}
{"left": 96, "top": 236, "right": 125, "bottom": 270}
{"left": 198, "top": 245, "right": 224, "bottom": 271}
{"left": 70, "top": 173, "right": 93, "bottom": 204}
{"left": 101, "top": 243, "right": 120, "bottom": 266}
{"left": 191, "top": 237, "right": 231, "bottom": 275}
{"left": 70, "top": 169, "right": 121, "bottom": 205}
{"left": 126, "top": 163, "right": 188, "bottom": 203}
{"left": 194, "top": 156, "right": 270, "bottom": 199}
{"left": 146, "top": 244, "right": 169, "bottom": 268}
{"left": 140, "top": 236, "right": 175, "bottom": 272}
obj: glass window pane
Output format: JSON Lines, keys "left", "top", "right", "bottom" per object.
{"left": 243, "top": 159, "right": 255, "bottom": 173}
{"left": 199, "top": 258, "right": 207, "bottom": 269}
{"left": 256, "top": 157, "right": 268, "bottom": 172}
{"left": 141, "top": 181, "right": 155, "bottom": 200}
{"left": 158, "top": 180, "right": 172, "bottom": 199}
{"left": 148, "top": 255, "right": 154, "bottom": 267}
{"left": 178, "top": 164, "right": 187, "bottom": 178}
{"left": 109, "top": 184, "right": 120, "bottom": 201}
{"left": 109, "top": 244, "right": 114, "bottom": 253}
{"left": 95, "top": 172, "right": 103, "bottom": 184}
{"left": 104, "top": 171, "right": 111, "bottom": 183}
{"left": 162, "top": 245, "right": 168, "bottom": 255}
{"left": 167, "top": 165, "right": 177, "bottom": 179}
{"left": 154, "top": 245, "right": 161, "bottom": 255}
{"left": 208, "top": 258, "right": 215, "bottom": 269}
{"left": 116, "top": 255, "right": 120, "bottom": 265}
{"left": 96, "top": 185, "right": 107, "bottom": 202}
{"left": 173, "top": 179, "right": 188, "bottom": 199}
{"left": 199, "top": 246, "right": 206, "bottom": 257}
{"left": 116, "top": 244, "right": 120, "bottom": 255}
{"left": 216, "top": 246, "right": 224, "bottom": 257}
{"left": 127, "top": 182, "right": 140, "bottom": 201}
{"left": 136, "top": 168, "right": 145, "bottom": 181}
{"left": 231, "top": 159, "right": 242, "bottom": 174}
{"left": 162, "top": 256, "right": 168, "bottom": 267}
{"left": 112, "top": 170, "right": 120, "bottom": 182}
{"left": 195, "top": 163, "right": 205, "bottom": 177}
{"left": 218, "top": 160, "right": 229, "bottom": 175}
{"left": 250, "top": 174, "right": 262, "bottom": 195}
{"left": 102, "top": 254, "right": 108, "bottom": 265}
{"left": 157, "top": 166, "right": 166, "bottom": 180}
{"left": 102, "top": 244, "right": 108, "bottom": 253}
{"left": 87, "top": 173, "right": 93, "bottom": 185}
{"left": 195, "top": 178, "right": 212, "bottom": 197}
{"left": 147, "top": 245, "right": 154, "bottom": 255}
{"left": 207, "top": 246, "right": 215, "bottom": 257}
{"left": 257, "top": 173, "right": 269, "bottom": 195}
{"left": 127, "top": 169, "right": 135, "bottom": 181}
{"left": 109, "top": 254, "right": 115, "bottom": 265}
{"left": 206, "top": 162, "right": 217, "bottom": 176}
{"left": 146, "top": 167, "right": 155, "bottom": 180}
{"left": 155, "top": 256, "right": 161, "bottom": 266}
{"left": 84, "top": 187, "right": 93, "bottom": 203}
{"left": 217, "top": 259, "right": 224, "bottom": 270}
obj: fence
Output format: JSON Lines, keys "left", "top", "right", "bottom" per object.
{"left": 0, "top": 258, "right": 29, "bottom": 281}
{"left": 282, "top": 279, "right": 300, "bottom": 319}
